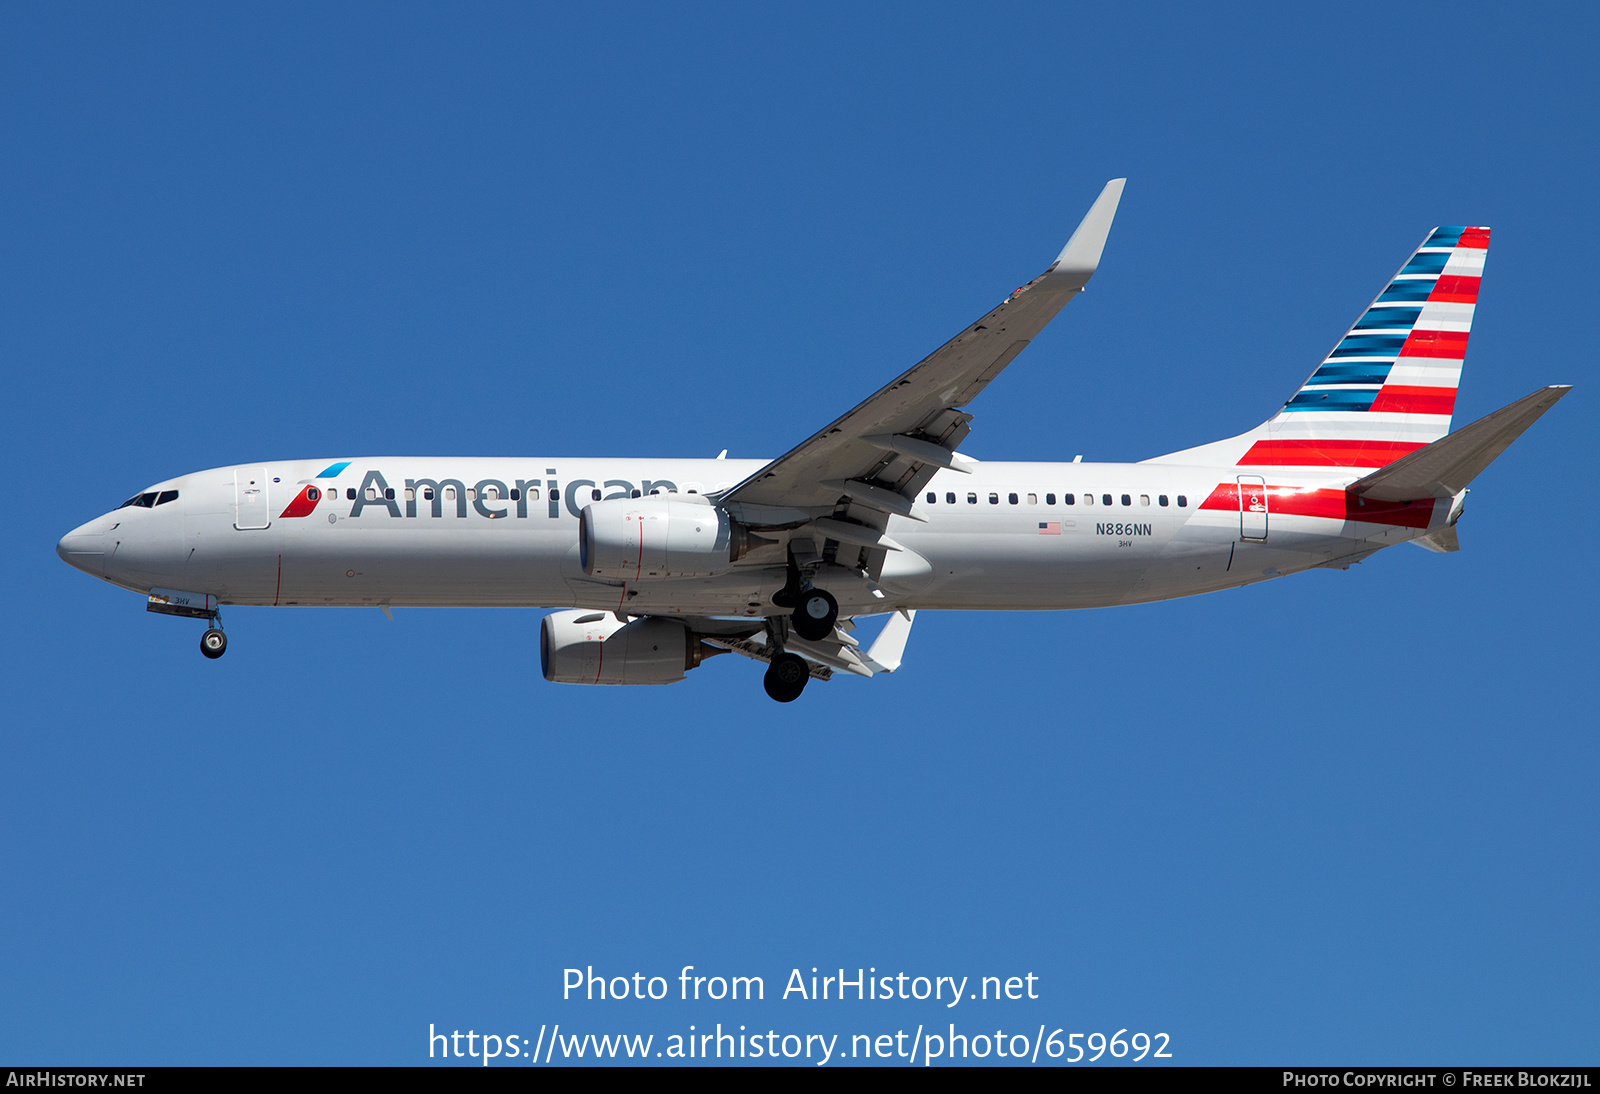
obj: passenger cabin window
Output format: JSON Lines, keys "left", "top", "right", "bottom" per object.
{"left": 1159, "top": 495, "right": 1169, "bottom": 507}
{"left": 1046, "top": 493, "right": 1056, "bottom": 505}
{"left": 346, "top": 488, "right": 357, "bottom": 500}
{"left": 404, "top": 487, "right": 415, "bottom": 502}
{"left": 1140, "top": 494, "right": 1150, "bottom": 506}
{"left": 1103, "top": 494, "right": 1113, "bottom": 506}
{"left": 443, "top": 486, "right": 456, "bottom": 500}
{"left": 989, "top": 493, "right": 999, "bottom": 505}
{"left": 424, "top": 487, "right": 435, "bottom": 501}
{"left": 1027, "top": 493, "right": 1037, "bottom": 505}
{"left": 946, "top": 492, "right": 956, "bottom": 504}
{"left": 509, "top": 489, "right": 520, "bottom": 501}
{"left": 967, "top": 492, "right": 978, "bottom": 504}
{"left": 528, "top": 488, "right": 540, "bottom": 500}
{"left": 1008, "top": 493, "right": 1018, "bottom": 504}
{"left": 1120, "top": 494, "right": 1131, "bottom": 506}
{"left": 631, "top": 489, "right": 642, "bottom": 498}
{"left": 155, "top": 490, "right": 179, "bottom": 506}
{"left": 467, "top": 488, "right": 477, "bottom": 501}
{"left": 926, "top": 492, "right": 936, "bottom": 504}
{"left": 305, "top": 488, "right": 319, "bottom": 502}
{"left": 1177, "top": 495, "right": 1188, "bottom": 507}
{"left": 366, "top": 486, "right": 378, "bottom": 501}
{"left": 1082, "top": 493, "right": 1093, "bottom": 506}
{"left": 384, "top": 488, "right": 395, "bottom": 500}
{"left": 591, "top": 488, "right": 602, "bottom": 501}
{"left": 1063, "top": 493, "right": 1075, "bottom": 505}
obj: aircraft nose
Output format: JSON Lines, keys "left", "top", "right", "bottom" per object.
{"left": 57, "top": 521, "right": 105, "bottom": 576}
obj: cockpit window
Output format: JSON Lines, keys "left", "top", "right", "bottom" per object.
{"left": 117, "top": 492, "right": 159, "bottom": 509}
{"left": 155, "top": 490, "right": 179, "bottom": 506}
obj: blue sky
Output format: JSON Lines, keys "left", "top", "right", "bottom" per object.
{"left": 2, "top": 2, "right": 1595, "bottom": 1066}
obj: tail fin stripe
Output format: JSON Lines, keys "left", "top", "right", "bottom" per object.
{"left": 1285, "top": 392, "right": 1379, "bottom": 412}
{"left": 1429, "top": 275, "right": 1480, "bottom": 303}
{"left": 1369, "top": 387, "right": 1458, "bottom": 415}
{"left": 1304, "top": 364, "right": 1394, "bottom": 384}
{"left": 1399, "top": 329, "right": 1471, "bottom": 357}
{"left": 1400, "top": 251, "right": 1452, "bottom": 275}
{"left": 1378, "top": 280, "right": 1438, "bottom": 302}
{"left": 1353, "top": 307, "right": 1423, "bottom": 328}
{"left": 1330, "top": 335, "right": 1408, "bottom": 356}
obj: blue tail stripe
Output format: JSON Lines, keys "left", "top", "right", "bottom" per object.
{"left": 1330, "top": 334, "right": 1408, "bottom": 357}
{"left": 1376, "top": 279, "right": 1437, "bottom": 302}
{"left": 1304, "top": 364, "right": 1394, "bottom": 385}
{"left": 1352, "top": 307, "right": 1422, "bottom": 329}
{"left": 1284, "top": 391, "right": 1380, "bottom": 412}
{"left": 1399, "top": 252, "right": 1451, "bottom": 275}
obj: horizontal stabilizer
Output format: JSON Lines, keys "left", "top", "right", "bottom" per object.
{"left": 1351, "top": 385, "right": 1570, "bottom": 501}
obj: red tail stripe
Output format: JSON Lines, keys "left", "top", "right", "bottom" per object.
{"left": 1238, "top": 439, "right": 1425, "bottom": 467}
{"left": 1369, "top": 386, "right": 1458, "bottom": 415}
{"left": 1199, "top": 483, "right": 1436, "bottom": 529}
{"left": 1399, "top": 329, "right": 1470, "bottom": 358}
{"left": 1429, "top": 275, "right": 1480, "bottom": 304}
{"left": 1456, "top": 227, "right": 1490, "bottom": 249}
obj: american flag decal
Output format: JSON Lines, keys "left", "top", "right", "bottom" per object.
{"left": 1038, "top": 521, "right": 1061, "bottom": 535}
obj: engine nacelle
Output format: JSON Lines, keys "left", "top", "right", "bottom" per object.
{"left": 579, "top": 496, "right": 747, "bottom": 580}
{"left": 540, "top": 610, "right": 700, "bottom": 685}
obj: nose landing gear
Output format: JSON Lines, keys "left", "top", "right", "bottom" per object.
{"left": 200, "top": 628, "right": 228, "bottom": 659}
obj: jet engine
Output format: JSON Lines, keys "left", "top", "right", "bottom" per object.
{"left": 579, "top": 496, "right": 760, "bottom": 580}
{"left": 540, "top": 610, "right": 716, "bottom": 685}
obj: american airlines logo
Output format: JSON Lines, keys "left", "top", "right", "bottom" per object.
{"left": 283, "top": 469, "right": 684, "bottom": 521}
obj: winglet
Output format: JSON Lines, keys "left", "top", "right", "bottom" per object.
{"left": 1049, "top": 179, "right": 1126, "bottom": 281}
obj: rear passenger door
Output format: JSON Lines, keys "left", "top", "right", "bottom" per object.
{"left": 1237, "top": 475, "right": 1267, "bottom": 541}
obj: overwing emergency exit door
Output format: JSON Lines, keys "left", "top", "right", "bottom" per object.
{"left": 234, "top": 469, "right": 271, "bottom": 530}
{"left": 1237, "top": 474, "right": 1268, "bottom": 541}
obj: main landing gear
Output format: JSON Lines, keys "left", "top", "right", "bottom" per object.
{"left": 763, "top": 651, "right": 810, "bottom": 703}
{"left": 200, "top": 628, "right": 228, "bottom": 659}
{"left": 771, "top": 547, "right": 838, "bottom": 642}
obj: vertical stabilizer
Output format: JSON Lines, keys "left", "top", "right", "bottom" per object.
{"left": 1148, "top": 227, "right": 1490, "bottom": 471}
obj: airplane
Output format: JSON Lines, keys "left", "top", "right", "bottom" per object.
{"left": 56, "top": 180, "right": 1570, "bottom": 702}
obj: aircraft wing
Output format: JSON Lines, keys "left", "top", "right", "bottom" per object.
{"left": 717, "top": 180, "right": 1125, "bottom": 560}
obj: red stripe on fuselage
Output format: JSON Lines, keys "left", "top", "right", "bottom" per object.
{"left": 1199, "top": 483, "right": 1436, "bottom": 529}
{"left": 1238, "top": 439, "right": 1425, "bottom": 467}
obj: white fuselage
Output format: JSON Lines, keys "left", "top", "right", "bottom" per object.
{"left": 57, "top": 456, "right": 1444, "bottom": 618}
